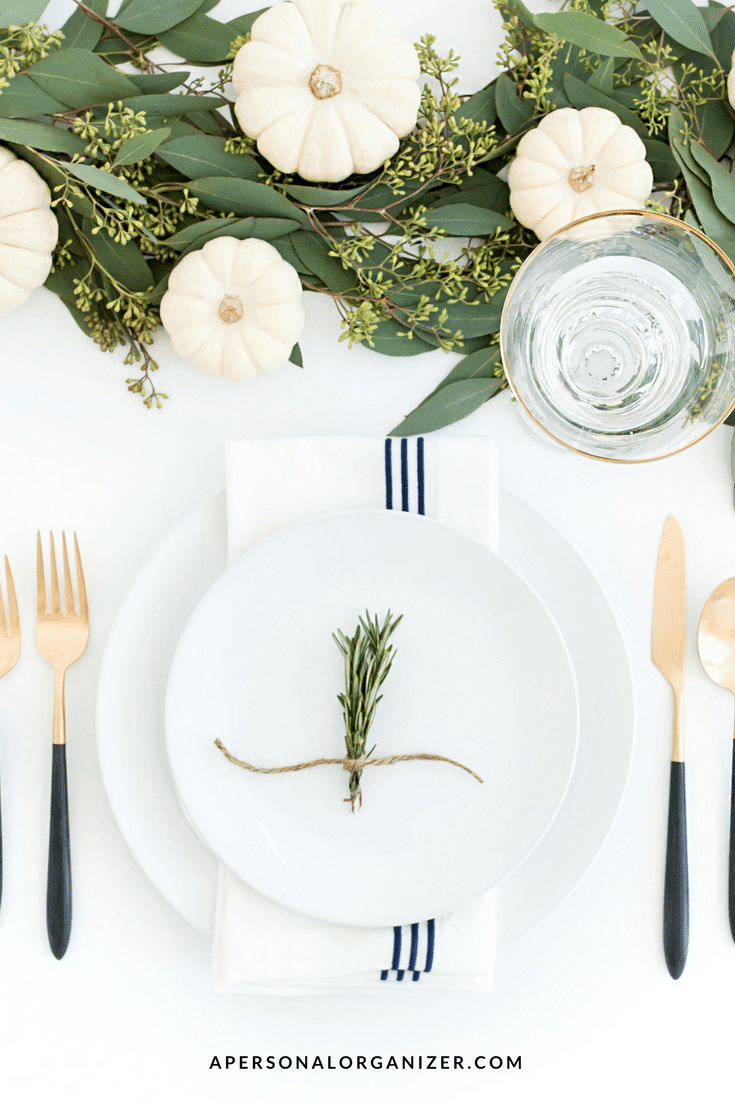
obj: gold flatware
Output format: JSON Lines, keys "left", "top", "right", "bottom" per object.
{"left": 651, "top": 515, "right": 688, "bottom": 979}
{"left": 697, "top": 577, "right": 735, "bottom": 942}
{"left": 36, "top": 532, "right": 89, "bottom": 959}
{"left": 0, "top": 557, "right": 20, "bottom": 911}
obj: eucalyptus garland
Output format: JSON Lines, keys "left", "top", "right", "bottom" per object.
{"left": 2, "top": 0, "right": 735, "bottom": 434}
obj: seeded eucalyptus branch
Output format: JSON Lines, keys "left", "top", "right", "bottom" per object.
{"left": 333, "top": 610, "right": 402, "bottom": 811}
{"left": 5, "top": 0, "right": 735, "bottom": 437}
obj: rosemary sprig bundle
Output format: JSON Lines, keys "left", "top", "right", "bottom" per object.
{"left": 333, "top": 610, "right": 402, "bottom": 811}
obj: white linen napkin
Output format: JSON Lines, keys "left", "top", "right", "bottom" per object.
{"left": 214, "top": 436, "right": 498, "bottom": 994}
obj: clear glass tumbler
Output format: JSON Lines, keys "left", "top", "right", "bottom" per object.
{"left": 500, "top": 210, "right": 735, "bottom": 461}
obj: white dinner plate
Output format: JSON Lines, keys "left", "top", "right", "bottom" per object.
{"left": 164, "top": 509, "right": 579, "bottom": 928}
{"left": 96, "top": 490, "right": 634, "bottom": 947}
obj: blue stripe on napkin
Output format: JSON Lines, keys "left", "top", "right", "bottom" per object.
{"left": 380, "top": 438, "right": 435, "bottom": 983}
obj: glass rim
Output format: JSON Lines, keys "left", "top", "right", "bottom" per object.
{"left": 499, "top": 208, "right": 735, "bottom": 464}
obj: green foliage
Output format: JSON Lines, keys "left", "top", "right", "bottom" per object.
{"left": 1, "top": 0, "right": 735, "bottom": 432}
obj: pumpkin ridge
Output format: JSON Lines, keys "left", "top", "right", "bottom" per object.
{"left": 296, "top": 0, "right": 342, "bottom": 56}
{"left": 257, "top": 98, "right": 315, "bottom": 175}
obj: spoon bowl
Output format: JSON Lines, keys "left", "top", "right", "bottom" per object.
{"left": 698, "top": 579, "right": 735, "bottom": 693}
{"left": 697, "top": 575, "right": 735, "bottom": 942}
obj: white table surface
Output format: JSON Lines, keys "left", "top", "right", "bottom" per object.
{"left": 3, "top": 1, "right": 734, "bottom": 1099}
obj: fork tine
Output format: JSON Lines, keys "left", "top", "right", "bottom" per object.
{"left": 5, "top": 557, "right": 19, "bottom": 641}
{"left": 36, "top": 531, "right": 46, "bottom": 617}
{"left": 74, "top": 532, "right": 88, "bottom": 624}
{"left": 49, "top": 531, "right": 61, "bottom": 615}
{"left": 62, "top": 532, "right": 74, "bottom": 617}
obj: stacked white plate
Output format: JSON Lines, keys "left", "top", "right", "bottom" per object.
{"left": 96, "top": 490, "right": 634, "bottom": 947}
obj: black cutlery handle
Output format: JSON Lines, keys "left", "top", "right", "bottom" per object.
{"left": 729, "top": 741, "right": 735, "bottom": 943}
{"left": 0, "top": 770, "right": 3, "bottom": 912}
{"left": 664, "top": 760, "right": 688, "bottom": 979}
{"left": 47, "top": 743, "right": 71, "bottom": 959}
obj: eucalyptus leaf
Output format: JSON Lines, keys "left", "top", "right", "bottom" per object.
{"left": 495, "top": 73, "right": 534, "bottom": 133}
{"left": 140, "top": 274, "right": 170, "bottom": 305}
{"left": 28, "top": 49, "right": 140, "bottom": 109}
{"left": 390, "top": 378, "right": 502, "bottom": 436}
{"left": 438, "top": 296, "right": 506, "bottom": 338}
{"left": 1, "top": 0, "right": 48, "bottom": 25}
{"left": 505, "top": 0, "right": 536, "bottom": 30}
{"left": 534, "top": 12, "right": 643, "bottom": 59}
{"left": 65, "top": 162, "right": 146, "bottom": 205}
{"left": 668, "top": 104, "right": 710, "bottom": 183}
{"left": 82, "top": 220, "right": 153, "bottom": 292}
{"left": 226, "top": 10, "right": 268, "bottom": 36}
{"left": 709, "top": 8, "right": 735, "bottom": 69}
{"left": 703, "top": 3, "right": 730, "bottom": 31}
{"left": 432, "top": 175, "right": 509, "bottom": 214}
{"left": 186, "top": 176, "right": 308, "bottom": 225}
{"left": 430, "top": 345, "right": 502, "bottom": 389}
{"left": 642, "top": 0, "right": 716, "bottom": 60}
{"left": 158, "top": 14, "right": 238, "bottom": 63}
{"left": 563, "top": 74, "right": 647, "bottom": 137}
{"left": 164, "top": 216, "right": 239, "bottom": 248}
{"left": 587, "top": 57, "right": 615, "bottom": 95}
{"left": 44, "top": 267, "right": 92, "bottom": 336}
{"left": 403, "top": 345, "right": 503, "bottom": 415}
{"left": 120, "top": 94, "right": 224, "bottom": 118}
{"left": 672, "top": 141, "right": 735, "bottom": 238}
{"left": 644, "top": 138, "right": 679, "bottom": 182}
{"left": 389, "top": 281, "right": 444, "bottom": 306}
{"left": 59, "top": 0, "right": 106, "bottom": 52}
{"left": 157, "top": 134, "right": 261, "bottom": 179}
{"left": 113, "top": 127, "right": 171, "bottom": 167}
{"left": 422, "top": 203, "right": 513, "bottom": 236}
{"left": 365, "top": 320, "right": 437, "bottom": 357}
{"left": 454, "top": 87, "right": 496, "bottom": 129}
{"left": 689, "top": 140, "right": 735, "bottom": 223}
{"left": 175, "top": 216, "right": 300, "bottom": 254}
{"left": 0, "top": 75, "right": 65, "bottom": 118}
{"left": 127, "top": 72, "right": 190, "bottom": 94}
{"left": 116, "top": 0, "right": 206, "bottom": 35}
{"left": 0, "top": 118, "right": 87, "bottom": 155}
{"left": 697, "top": 98, "right": 735, "bottom": 160}
{"left": 283, "top": 182, "right": 371, "bottom": 206}
{"left": 289, "top": 232, "right": 356, "bottom": 293}
{"left": 271, "top": 235, "right": 313, "bottom": 274}
{"left": 708, "top": 237, "right": 735, "bottom": 266}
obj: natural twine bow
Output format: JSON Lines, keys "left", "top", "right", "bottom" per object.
{"left": 214, "top": 739, "right": 483, "bottom": 812}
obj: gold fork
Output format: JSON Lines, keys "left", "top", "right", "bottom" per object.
{"left": 0, "top": 557, "right": 20, "bottom": 911}
{"left": 36, "top": 532, "right": 89, "bottom": 959}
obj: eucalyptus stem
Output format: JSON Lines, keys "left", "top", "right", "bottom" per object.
{"left": 333, "top": 610, "right": 402, "bottom": 811}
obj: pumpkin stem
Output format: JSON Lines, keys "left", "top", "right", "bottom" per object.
{"left": 218, "top": 295, "right": 244, "bottom": 324}
{"left": 568, "top": 165, "right": 595, "bottom": 193}
{"left": 309, "top": 64, "right": 342, "bottom": 100}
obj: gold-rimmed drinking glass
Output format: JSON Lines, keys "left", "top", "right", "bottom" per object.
{"left": 499, "top": 209, "right": 735, "bottom": 462}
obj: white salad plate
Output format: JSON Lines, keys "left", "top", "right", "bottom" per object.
{"left": 97, "top": 490, "right": 634, "bottom": 947}
{"left": 164, "top": 508, "right": 579, "bottom": 928}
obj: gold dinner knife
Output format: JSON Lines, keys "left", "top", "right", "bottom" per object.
{"left": 651, "top": 515, "right": 688, "bottom": 979}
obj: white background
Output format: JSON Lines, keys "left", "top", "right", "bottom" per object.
{"left": 2, "top": 0, "right": 734, "bottom": 1099}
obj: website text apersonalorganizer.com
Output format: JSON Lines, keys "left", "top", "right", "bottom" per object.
{"left": 209, "top": 1054, "right": 522, "bottom": 1071}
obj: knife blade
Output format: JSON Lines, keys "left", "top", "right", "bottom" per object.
{"left": 651, "top": 515, "right": 688, "bottom": 979}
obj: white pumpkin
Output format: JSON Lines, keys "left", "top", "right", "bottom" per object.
{"left": 0, "top": 146, "right": 57, "bottom": 317}
{"left": 508, "top": 107, "right": 653, "bottom": 241}
{"left": 232, "top": 0, "right": 421, "bottom": 182}
{"left": 728, "top": 46, "right": 735, "bottom": 108}
{"left": 159, "top": 236, "right": 305, "bottom": 381}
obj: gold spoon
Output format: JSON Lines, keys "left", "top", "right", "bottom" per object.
{"left": 697, "top": 577, "right": 735, "bottom": 942}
